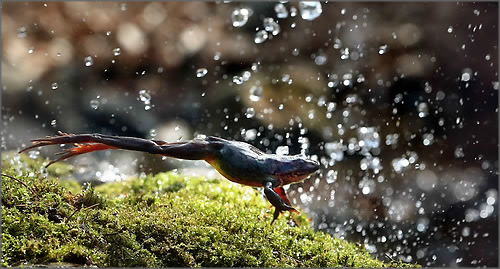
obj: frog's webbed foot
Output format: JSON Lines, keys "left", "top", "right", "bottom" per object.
{"left": 264, "top": 182, "right": 299, "bottom": 225}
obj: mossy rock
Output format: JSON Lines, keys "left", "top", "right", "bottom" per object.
{"left": 1, "top": 152, "right": 419, "bottom": 267}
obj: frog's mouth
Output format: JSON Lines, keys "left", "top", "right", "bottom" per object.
{"left": 275, "top": 159, "right": 320, "bottom": 184}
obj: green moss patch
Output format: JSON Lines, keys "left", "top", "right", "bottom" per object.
{"left": 1, "top": 152, "right": 418, "bottom": 267}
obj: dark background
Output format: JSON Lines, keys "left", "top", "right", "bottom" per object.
{"left": 2, "top": 2, "right": 498, "bottom": 267}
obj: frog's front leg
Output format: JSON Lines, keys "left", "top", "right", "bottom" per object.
{"left": 263, "top": 181, "right": 299, "bottom": 224}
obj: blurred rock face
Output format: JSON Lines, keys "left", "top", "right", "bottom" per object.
{"left": 2, "top": 2, "right": 498, "bottom": 267}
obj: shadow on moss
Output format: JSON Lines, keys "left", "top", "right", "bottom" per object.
{"left": 1, "top": 152, "right": 419, "bottom": 267}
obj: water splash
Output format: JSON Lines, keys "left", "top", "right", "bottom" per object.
{"left": 254, "top": 30, "right": 268, "bottom": 44}
{"left": 274, "top": 3, "right": 288, "bottom": 18}
{"left": 299, "top": 1, "right": 322, "bottom": 21}
{"left": 196, "top": 68, "right": 208, "bottom": 78}
{"left": 232, "top": 8, "right": 251, "bottom": 27}
{"left": 84, "top": 56, "right": 94, "bottom": 67}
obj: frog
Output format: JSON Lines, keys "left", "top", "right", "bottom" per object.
{"left": 20, "top": 132, "right": 320, "bottom": 224}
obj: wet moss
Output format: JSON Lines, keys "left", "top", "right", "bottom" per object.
{"left": 2, "top": 152, "right": 419, "bottom": 267}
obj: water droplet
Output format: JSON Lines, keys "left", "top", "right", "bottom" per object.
{"left": 243, "top": 129, "right": 257, "bottom": 141}
{"left": 378, "top": 44, "right": 388, "bottom": 55}
{"left": 233, "top": 76, "right": 244, "bottom": 85}
{"left": 28, "top": 150, "right": 40, "bottom": 159}
{"left": 276, "top": 146, "right": 289, "bottom": 155}
{"left": 473, "top": 9, "right": 480, "bottom": 16}
{"left": 340, "top": 47, "right": 349, "bottom": 60}
{"left": 214, "top": 52, "right": 221, "bottom": 61}
{"left": 254, "top": 30, "right": 268, "bottom": 44}
{"left": 196, "top": 68, "right": 208, "bottom": 78}
{"left": 454, "top": 146, "right": 465, "bottom": 158}
{"left": 307, "top": 110, "right": 315, "bottom": 119}
{"left": 89, "top": 99, "right": 100, "bottom": 110}
{"left": 461, "top": 68, "right": 472, "bottom": 81}
{"left": 139, "top": 90, "right": 151, "bottom": 104}
{"left": 263, "top": 17, "right": 280, "bottom": 36}
{"left": 290, "top": 6, "right": 297, "bottom": 17}
{"left": 358, "top": 177, "right": 376, "bottom": 194}
{"left": 232, "top": 8, "right": 250, "bottom": 27}
{"left": 327, "top": 102, "right": 336, "bottom": 112}
{"left": 447, "top": 26, "right": 453, "bottom": 33}
{"left": 28, "top": 48, "right": 34, "bottom": 54}
{"left": 150, "top": 129, "right": 157, "bottom": 138}
{"left": 84, "top": 56, "right": 94, "bottom": 67}
{"left": 17, "top": 27, "right": 27, "bottom": 38}
{"left": 422, "top": 133, "right": 434, "bottom": 146}
{"left": 417, "top": 102, "right": 429, "bottom": 118}
{"left": 299, "top": 1, "right": 322, "bottom": 21}
{"left": 249, "top": 85, "right": 263, "bottom": 101}
{"left": 245, "top": 107, "right": 256, "bottom": 118}
{"left": 241, "top": 71, "right": 252, "bottom": 81}
{"left": 50, "top": 119, "right": 57, "bottom": 127}
{"left": 314, "top": 55, "right": 327, "bottom": 65}
{"left": 113, "top": 47, "right": 121, "bottom": 56}
{"left": 324, "top": 141, "right": 344, "bottom": 161}
{"left": 51, "top": 82, "right": 59, "bottom": 90}
{"left": 274, "top": 3, "right": 288, "bottom": 18}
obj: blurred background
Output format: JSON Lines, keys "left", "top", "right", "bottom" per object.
{"left": 1, "top": 2, "right": 498, "bottom": 267}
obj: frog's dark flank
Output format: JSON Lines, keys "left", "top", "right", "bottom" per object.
{"left": 19, "top": 131, "right": 320, "bottom": 224}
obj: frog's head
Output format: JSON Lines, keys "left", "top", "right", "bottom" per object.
{"left": 273, "top": 155, "right": 320, "bottom": 184}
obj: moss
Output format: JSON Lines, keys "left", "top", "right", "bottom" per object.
{"left": 2, "top": 153, "right": 419, "bottom": 267}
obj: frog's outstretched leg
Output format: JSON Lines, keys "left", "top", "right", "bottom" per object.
{"left": 264, "top": 181, "right": 299, "bottom": 224}
{"left": 19, "top": 132, "right": 212, "bottom": 167}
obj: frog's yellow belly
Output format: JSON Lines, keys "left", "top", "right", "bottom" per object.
{"left": 205, "top": 159, "right": 263, "bottom": 187}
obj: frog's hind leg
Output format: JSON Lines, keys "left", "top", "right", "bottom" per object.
{"left": 19, "top": 132, "right": 167, "bottom": 167}
{"left": 20, "top": 132, "right": 214, "bottom": 167}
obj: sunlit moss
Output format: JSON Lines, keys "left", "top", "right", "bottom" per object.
{"left": 1, "top": 153, "right": 419, "bottom": 267}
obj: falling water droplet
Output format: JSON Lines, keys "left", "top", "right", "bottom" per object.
{"left": 84, "top": 56, "right": 94, "bottom": 67}
{"left": 233, "top": 76, "right": 244, "bottom": 85}
{"left": 263, "top": 17, "right": 280, "bottom": 36}
{"left": 274, "top": 3, "right": 288, "bottom": 18}
{"left": 417, "top": 102, "right": 429, "bottom": 118}
{"left": 196, "top": 68, "right": 208, "bottom": 78}
{"left": 461, "top": 68, "right": 472, "bottom": 82}
{"left": 254, "top": 30, "right": 268, "bottom": 44}
{"left": 89, "top": 99, "right": 100, "bottom": 110}
{"left": 50, "top": 119, "right": 57, "bottom": 127}
{"left": 51, "top": 83, "right": 59, "bottom": 90}
{"left": 378, "top": 45, "right": 388, "bottom": 55}
{"left": 113, "top": 48, "right": 121, "bottom": 56}
{"left": 150, "top": 129, "right": 157, "bottom": 138}
{"left": 299, "top": 1, "right": 322, "bottom": 21}
{"left": 249, "top": 85, "right": 263, "bottom": 102}
{"left": 245, "top": 107, "right": 256, "bottom": 118}
{"left": 276, "top": 146, "right": 289, "bottom": 155}
{"left": 139, "top": 90, "right": 151, "bottom": 104}
{"left": 232, "top": 8, "right": 250, "bottom": 27}
{"left": 17, "top": 27, "right": 27, "bottom": 38}
{"left": 28, "top": 150, "right": 40, "bottom": 160}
